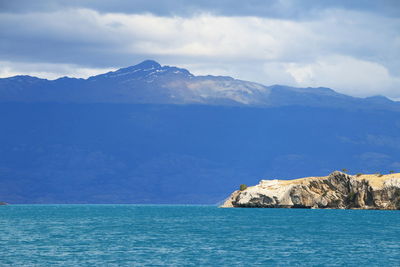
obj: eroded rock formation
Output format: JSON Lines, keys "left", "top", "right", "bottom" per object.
{"left": 221, "top": 171, "right": 400, "bottom": 209}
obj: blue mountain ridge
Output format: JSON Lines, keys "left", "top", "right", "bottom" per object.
{"left": 0, "top": 60, "right": 399, "bottom": 204}
{"left": 1, "top": 60, "right": 399, "bottom": 111}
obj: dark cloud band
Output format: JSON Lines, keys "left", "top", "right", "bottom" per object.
{"left": 1, "top": 0, "right": 399, "bottom": 18}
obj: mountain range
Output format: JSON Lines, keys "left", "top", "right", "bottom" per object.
{"left": 0, "top": 60, "right": 399, "bottom": 204}
{"left": 1, "top": 60, "right": 399, "bottom": 111}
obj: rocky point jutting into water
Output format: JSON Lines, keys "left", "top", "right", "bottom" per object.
{"left": 222, "top": 171, "right": 400, "bottom": 209}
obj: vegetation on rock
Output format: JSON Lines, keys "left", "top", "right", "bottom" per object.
{"left": 239, "top": 184, "right": 248, "bottom": 191}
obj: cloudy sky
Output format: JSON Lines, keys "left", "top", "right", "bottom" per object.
{"left": 1, "top": 0, "right": 399, "bottom": 99}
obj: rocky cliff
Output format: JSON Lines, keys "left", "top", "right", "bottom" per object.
{"left": 221, "top": 171, "right": 400, "bottom": 209}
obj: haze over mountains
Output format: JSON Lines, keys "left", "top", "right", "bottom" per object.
{"left": 1, "top": 60, "right": 399, "bottom": 111}
{"left": 1, "top": 60, "right": 400, "bottom": 204}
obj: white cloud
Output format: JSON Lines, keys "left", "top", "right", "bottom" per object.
{"left": 285, "top": 55, "right": 400, "bottom": 97}
{"left": 0, "top": 61, "right": 113, "bottom": 80}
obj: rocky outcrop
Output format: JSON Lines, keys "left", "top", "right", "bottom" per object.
{"left": 0, "top": 202, "right": 8, "bottom": 205}
{"left": 221, "top": 171, "right": 400, "bottom": 209}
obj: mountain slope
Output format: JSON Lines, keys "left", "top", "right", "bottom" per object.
{"left": 0, "top": 60, "right": 399, "bottom": 111}
{"left": 1, "top": 103, "right": 400, "bottom": 204}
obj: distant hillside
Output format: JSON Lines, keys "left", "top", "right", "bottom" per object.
{"left": 0, "top": 103, "right": 399, "bottom": 204}
{"left": 0, "top": 60, "right": 399, "bottom": 111}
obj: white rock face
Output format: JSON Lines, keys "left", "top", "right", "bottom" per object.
{"left": 234, "top": 180, "right": 295, "bottom": 207}
{"left": 221, "top": 171, "right": 400, "bottom": 209}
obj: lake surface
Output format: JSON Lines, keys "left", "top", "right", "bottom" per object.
{"left": 0, "top": 205, "right": 399, "bottom": 266}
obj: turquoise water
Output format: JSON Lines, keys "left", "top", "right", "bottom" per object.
{"left": 0, "top": 205, "right": 399, "bottom": 266}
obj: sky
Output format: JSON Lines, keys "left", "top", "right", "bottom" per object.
{"left": 0, "top": 0, "right": 399, "bottom": 99}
